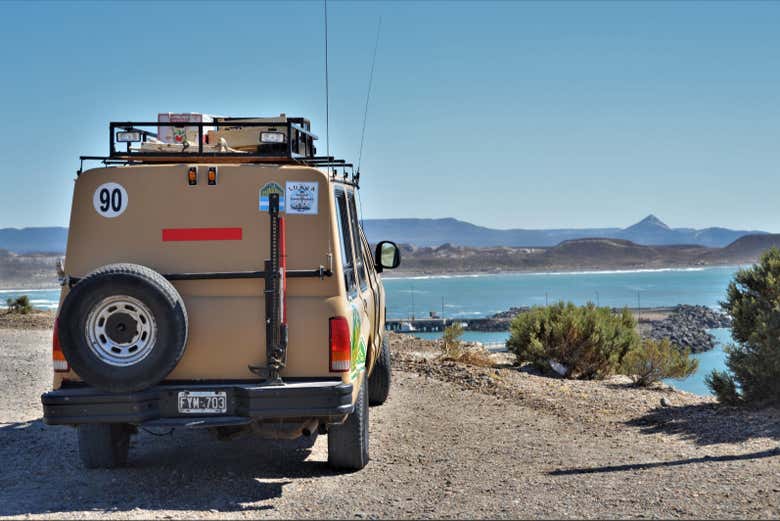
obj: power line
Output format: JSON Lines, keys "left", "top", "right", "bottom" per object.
{"left": 323, "top": 0, "right": 330, "bottom": 167}
{"left": 357, "top": 16, "right": 382, "bottom": 174}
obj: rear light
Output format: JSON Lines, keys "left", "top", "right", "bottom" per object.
{"left": 52, "top": 318, "right": 69, "bottom": 372}
{"left": 207, "top": 166, "right": 218, "bottom": 185}
{"left": 187, "top": 166, "right": 197, "bottom": 186}
{"left": 329, "top": 317, "right": 351, "bottom": 372}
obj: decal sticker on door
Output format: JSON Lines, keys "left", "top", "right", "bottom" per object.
{"left": 93, "top": 182, "right": 128, "bottom": 218}
{"left": 351, "top": 303, "right": 367, "bottom": 380}
{"left": 259, "top": 182, "right": 285, "bottom": 212}
{"left": 286, "top": 182, "right": 318, "bottom": 215}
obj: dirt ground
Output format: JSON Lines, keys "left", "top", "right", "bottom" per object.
{"left": 1, "top": 327, "right": 778, "bottom": 520}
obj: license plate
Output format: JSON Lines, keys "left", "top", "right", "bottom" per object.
{"left": 177, "top": 391, "right": 227, "bottom": 414}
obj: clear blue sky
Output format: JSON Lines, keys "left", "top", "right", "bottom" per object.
{"left": 1, "top": 1, "right": 778, "bottom": 231}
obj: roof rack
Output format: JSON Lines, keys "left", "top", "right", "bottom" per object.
{"left": 78, "top": 117, "right": 360, "bottom": 187}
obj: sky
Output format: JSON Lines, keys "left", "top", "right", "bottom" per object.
{"left": 0, "top": 1, "right": 778, "bottom": 231}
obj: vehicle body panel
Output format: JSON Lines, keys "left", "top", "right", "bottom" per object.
{"left": 54, "top": 163, "right": 380, "bottom": 402}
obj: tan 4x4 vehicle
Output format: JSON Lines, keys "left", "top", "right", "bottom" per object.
{"left": 41, "top": 115, "right": 400, "bottom": 471}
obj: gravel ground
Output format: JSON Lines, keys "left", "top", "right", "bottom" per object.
{"left": 1, "top": 328, "right": 779, "bottom": 519}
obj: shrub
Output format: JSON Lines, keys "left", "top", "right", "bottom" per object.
{"left": 507, "top": 302, "right": 639, "bottom": 379}
{"left": 5, "top": 295, "right": 32, "bottom": 315}
{"left": 621, "top": 338, "right": 698, "bottom": 387}
{"left": 443, "top": 347, "right": 495, "bottom": 368}
{"left": 706, "top": 248, "right": 780, "bottom": 405}
{"left": 704, "top": 370, "right": 741, "bottom": 405}
{"left": 441, "top": 322, "right": 464, "bottom": 357}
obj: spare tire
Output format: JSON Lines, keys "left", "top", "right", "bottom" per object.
{"left": 58, "top": 263, "right": 188, "bottom": 393}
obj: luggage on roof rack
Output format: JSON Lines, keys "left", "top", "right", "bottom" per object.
{"left": 78, "top": 114, "right": 359, "bottom": 187}
{"left": 103, "top": 114, "right": 318, "bottom": 163}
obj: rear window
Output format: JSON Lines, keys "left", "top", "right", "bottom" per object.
{"left": 335, "top": 190, "right": 356, "bottom": 294}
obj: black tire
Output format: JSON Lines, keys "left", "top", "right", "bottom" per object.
{"left": 368, "top": 336, "right": 391, "bottom": 406}
{"left": 78, "top": 423, "right": 131, "bottom": 469}
{"left": 328, "top": 375, "right": 369, "bottom": 471}
{"left": 58, "top": 263, "right": 188, "bottom": 393}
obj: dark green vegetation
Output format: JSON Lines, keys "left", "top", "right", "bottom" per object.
{"left": 507, "top": 302, "right": 639, "bottom": 379}
{"left": 621, "top": 338, "right": 698, "bottom": 387}
{"left": 508, "top": 303, "right": 700, "bottom": 385}
{"left": 707, "top": 248, "right": 780, "bottom": 406}
{"left": 4, "top": 295, "right": 32, "bottom": 314}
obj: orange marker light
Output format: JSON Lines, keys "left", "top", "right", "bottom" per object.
{"left": 52, "top": 318, "right": 69, "bottom": 372}
{"left": 207, "top": 167, "right": 217, "bottom": 185}
{"left": 187, "top": 167, "right": 197, "bottom": 186}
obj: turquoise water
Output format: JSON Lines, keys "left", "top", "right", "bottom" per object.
{"left": 1, "top": 266, "right": 740, "bottom": 396}
{"left": 0, "top": 288, "right": 60, "bottom": 310}
{"left": 385, "top": 266, "right": 741, "bottom": 396}
{"left": 412, "top": 331, "right": 511, "bottom": 345}
{"left": 666, "top": 328, "right": 731, "bottom": 396}
{"left": 383, "top": 266, "right": 739, "bottom": 320}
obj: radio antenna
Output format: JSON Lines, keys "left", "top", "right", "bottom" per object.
{"left": 357, "top": 16, "right": 382, "bottom": 175}
{"left": 324, "top": 0, "right": 331, "bottom": 171}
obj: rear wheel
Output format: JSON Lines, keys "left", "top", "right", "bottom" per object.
{"left": 368, "top": 337, "right": 391, "bottom": 406}
{"left": 78, "top": 423, "right": 131, "bottom": 469}
{"left": 327, "top": 376, "right": 369, "bottom": 471}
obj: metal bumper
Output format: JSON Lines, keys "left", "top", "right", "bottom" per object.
{"left": 41, "top": 380, "right": 354, "bottom": 428}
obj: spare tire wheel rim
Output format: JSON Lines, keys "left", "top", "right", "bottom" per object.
{"left": 85, "top": 295, "right": 158, "bottom": 367}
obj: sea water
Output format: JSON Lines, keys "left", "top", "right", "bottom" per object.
{"left": 1, "top": 265, "right": 741, "bottom": 395}
{"left": 385, "top": 266, "right": 741, "bottom": 396}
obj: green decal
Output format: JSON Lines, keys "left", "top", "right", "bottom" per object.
{"left": 350, "top": 304, "right": 367, "bottom": 380}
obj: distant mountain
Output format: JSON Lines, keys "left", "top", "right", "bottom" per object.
{"left": 709, "top": 234, "right": 780, "bottom": 263}
{"left": 394, "top": 234, "right": 780, "bottom": 276}
{"left": 364, "top": 215, "right": 767, "bottom": 248}
{"left": 0, "top": 216, "right": 769, "bottom": 255}
{"left": 0, "top": 227, "right": 68, "bottom": 254}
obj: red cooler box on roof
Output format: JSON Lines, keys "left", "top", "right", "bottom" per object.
{"left": 157, "top": 113, "right": 214, "bottom": 145}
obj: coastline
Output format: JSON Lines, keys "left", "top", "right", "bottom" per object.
{"left": 383, "top": 262, "right": 742, "bottom": 280}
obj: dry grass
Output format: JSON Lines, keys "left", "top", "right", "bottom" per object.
{"left": 0, "top": 310, "right": 55, "bottom": 330}
{"left": 440, "top": 346, "right": 495, "bottom": 368}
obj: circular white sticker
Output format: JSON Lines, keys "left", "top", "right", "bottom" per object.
{"left": 93, "top": 182, "right": 128, "bottom": 218}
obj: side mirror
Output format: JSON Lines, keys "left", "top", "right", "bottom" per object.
{"left": 374, "top": 241, "right": 401, "bottom": 272}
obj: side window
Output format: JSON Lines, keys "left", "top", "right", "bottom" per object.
{"left": 360, "top": 228, "right": 377, "bottom": 281}
{"left": 335, "top": 190, "right": 356, "bottom": 295}
{"left": 347, "top": 191, "right": 369, "bottom": 291}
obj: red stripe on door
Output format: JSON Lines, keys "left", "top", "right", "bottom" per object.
{"left": 162, "top": 227, "right": 243, "bottom": 242}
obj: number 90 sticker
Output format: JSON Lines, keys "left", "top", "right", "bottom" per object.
{"left": 93, "top": 182, "right": 128, "bottom": 218}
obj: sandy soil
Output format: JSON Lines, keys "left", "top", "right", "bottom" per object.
{"left": 0, "top": 328, "right": 778, "bottom": 519}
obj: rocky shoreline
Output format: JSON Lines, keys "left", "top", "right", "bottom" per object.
{"left": 647, "top": 304, "right": 731, "bottom": 353}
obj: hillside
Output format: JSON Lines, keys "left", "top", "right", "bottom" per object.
{"left": 707, "top": 233, "right": 780, "bottom": 263}
{"left": 394, "top": 235, "right": 779, "bottom": 275}
{"left": 364, "top": 215, "right": 766, "bottom": 248}
{"left": 0, "top": 249, "right": 60, "bottom": 289}
{"left": 0, "top": 216, "right": 767, "bottom": 255}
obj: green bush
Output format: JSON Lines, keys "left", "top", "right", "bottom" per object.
{"left": 507, "top": 302, "right": 639, "bottom": 379}
{"left": 4, "top": 295, "right": 32, "bottom": 315}
{"left": 704, "top": 370, "right": 741, "bottom": 405}
{"left": 707, "top": 248, "right": 780, "bottom": 405}
{"left": 441, "top": 322, "right": 464, "bottom": 357}
{"left": 621, "top": 338, "right": 698, "bottom": 387}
